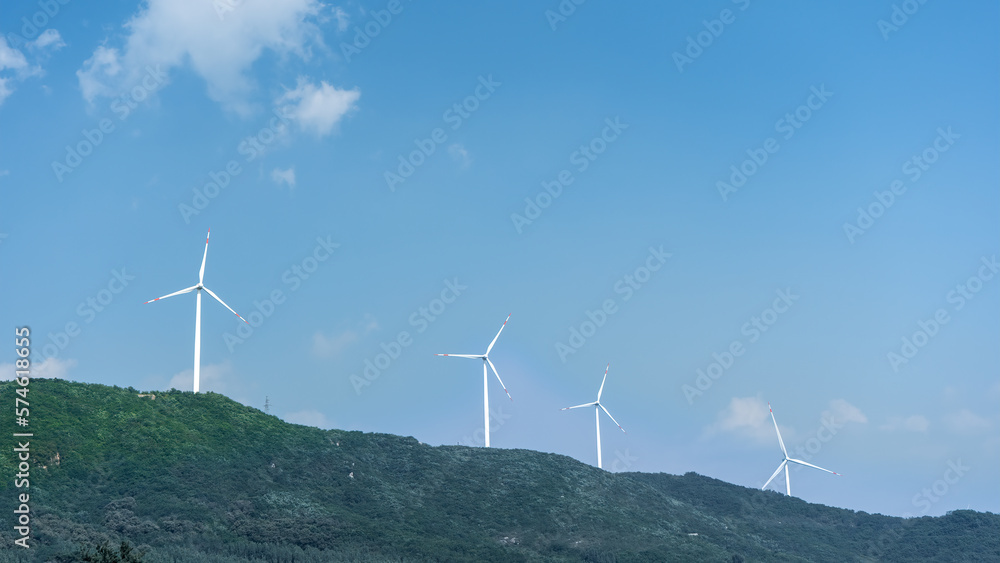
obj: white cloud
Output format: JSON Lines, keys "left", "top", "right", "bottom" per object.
{"left": 76, "top": 0, "right": 327, "bottom": 113}
{"left": 448, "top": 143, "right": 471, "bottom": 168}
{"left": 167, "top": 360, "right": 234, "bottom": 393}
{"left": 31, "top": 29, "right": 66, "bottom": 51}
{"left": 0, "top": 37, "right": 29, "bottom": 72}
{"left": 312, "top": 330, "right": 358, "bottom": 358}
{"left": 77, "top": 45, "right": 123, "bottom": 102}
{"left": 34, "top": 357, "right": 78, "bottom": 379}
{"left": 707, "top": 398, "right": 864, "bottom": 444}
{"left": 312, "top": 314, "right": 378, "bottom": 358}
{"left": 706, "top": 396, "right": 779, "bottom": 444}
{"left": 822, "top": 399, "right": 868, "bottom": 425}
{"left": 880, "top": 415, "right": 929, "bottom": 432}
{"left": 0, "top": 36, "right": 43, "bottom": 106}
{"left": 0, "top": 357, "right": 77, "bottom": 380}
{"left": 0, "top": 78, "right": 12, "bottom": 105}
{"left": 271, "top": 166, "right": 296, "bottom": 189}
{"left": 2, "top": 362, "right": 21, "bottom": 378}
{"left": 332, "top": 7, "right": 350, "bottom": 32}
{"left": 283, "top": 409, "right": 332, "bottom": 428}
{"left": 944, "top": 409, "right": 992, "bottom": 434}
{"left": 275, "top": 76, "right": 360, "bottom": 137}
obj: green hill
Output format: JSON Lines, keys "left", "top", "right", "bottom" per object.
{"left": 0, "top": 379, "right": 996, "bottom": 562}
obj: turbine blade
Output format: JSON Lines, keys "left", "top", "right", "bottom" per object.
{"left": 599, "top": 403, "right": 626, "bottom": 433}
{"left": 434, "top": 354, "right": 483, "bottom": 359}
{"left": 486, "top": 357, "right": 512, "bottom": 401}
{"left": 597, "top": 363, "right": 610, "bottom": 401}
{"left": 768, "top": 403, "right": 788, "bottom": 458}
{"left": 202, "top": 286, "right": 248, "bottom": 324}
{"left": 762, "top": 460, "right": 787, "bottom": 491}
{"left": 788, "top": 458, "right": 840, "bottom": 476}
{"left": 144, "top": 285, "right": 198, "bottom": 304}
{"left": 199, "top": 230, "right": 210, "bottom": 284}
{"left": 561, "top": 402, "right": 597, "bottom": 410}
{"left": 485, "top": 314, "right": 511, "bottom": 355}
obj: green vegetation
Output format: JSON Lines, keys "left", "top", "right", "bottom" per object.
{"left": 0, "top": 379, "right": 996, "bottom": 562}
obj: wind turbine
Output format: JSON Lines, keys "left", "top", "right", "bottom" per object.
{"left": 144, "top": 230, "right": 247, "bottom": 393}
{"left": 762, "top": 402, "right": 840, "bottom": 496}
{"left": 561, "top": 363, "right": 625, "bottom": 469}
{"left": 434, "top": 314, "right": 512, "bottom": 447}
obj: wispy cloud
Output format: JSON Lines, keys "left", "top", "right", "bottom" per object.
{"left": 332, "top": 7, "right": 350, "bottom": 32}
{"left": 271, "top": 166, "right": 296, "bottom": 189}
{"left": 76, "top": 0, "right": 326, "bottom": 113}
{"left": 0, "top": 357, "right": 77, "bottom": 380}
{"left": 448, "top": 143, "right": 471, "bottom": 168}
{"left": 880, "top": 414, "right": 929, "bottom": 432}
{"left": 311, "top": 314, "right": 378, "bottom": 358}
{"left": 822, "top": 399, "right": 868, "bottom": 425}
{"left": 275, "top": 77, "right": 360, "bottom": 137}
{"left": 0, "top": 33, "right": 54, "bottom": 106}
{"left": 31, "top": 29, "right": 66, "bottom": 51}
{"left": 707, "top": 397, "right": 866, "bottom": 444}
{"left": 705, "top": 396, "right": 779, "bottom": 444}
{"left": 944, "top": 409, "right": 992, "bottom": 434}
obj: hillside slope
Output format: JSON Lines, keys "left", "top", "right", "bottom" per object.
{"left": 0, "top": 379, "right": 996, "bottom": 562}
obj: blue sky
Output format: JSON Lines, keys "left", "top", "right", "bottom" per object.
{"left": 1, "top": 0, "right": 997, "bottom": 517}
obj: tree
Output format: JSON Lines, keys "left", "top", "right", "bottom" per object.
{"left": 79, "top": 540, "right": 145, "bottom": 562}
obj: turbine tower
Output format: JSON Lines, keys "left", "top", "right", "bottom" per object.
{"left": 434, "top": 314, "right": 512, "bottom": 447}
{"left": 561, "top": 363, "right": 626, "bottom": 469}
{"left": 145, "top": 230, "right": 247, "bottom": 393}
{"left": 762, "top": 402, "right": 840, "bottom": 496}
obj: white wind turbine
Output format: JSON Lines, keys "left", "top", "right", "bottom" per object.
{"left": 561, "top": 363, "right": 626, "bottom": 469}
{"left": 434, "top": 314, "right": 512, "bottom": 448}
{"left": 762, "top": 402, "right": 840, "bottom": 496}
{"left": 144, "top": 230, "right": 247, "bottom": 393}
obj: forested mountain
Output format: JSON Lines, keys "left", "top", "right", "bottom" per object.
{"left": 0, "top": 380, "right": 996, "bottom": 562}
